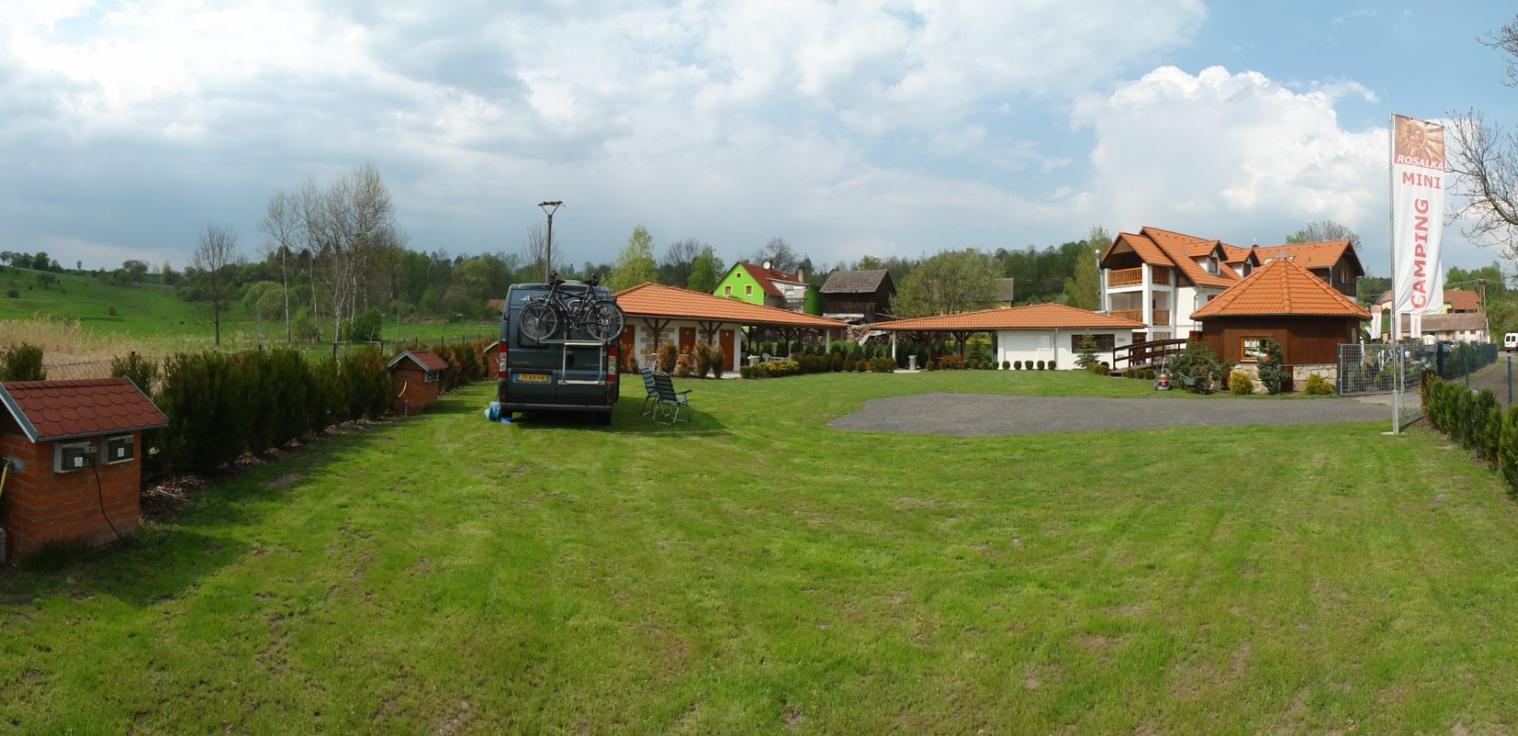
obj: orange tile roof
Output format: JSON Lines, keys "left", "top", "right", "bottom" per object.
{"left": 616, "top": 282, "right": 844, "bottom": 329}
{"left": 874, "top": 302, "right": 1144, "bottom": 332}
{"left": 388, "top": 350, "right": 449, "bottom": 372}
{"left": 1373, "top": 287, "right": 1482, "bottom": 312}
{"left": 1252, "top": 240, "right": 1360, "bottom": 273}
{"left": 1192, "top": 258, "right": 1370, "bottom": 320}
{"left": 1102, "top": 227, "right": 1237, "bottom": 288}
{"left": 0, "top": 377, "right": 167, "bottom": 442}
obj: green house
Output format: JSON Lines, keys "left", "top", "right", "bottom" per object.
{"left": 713, "top": 261, "right": 821, "bottom": 315}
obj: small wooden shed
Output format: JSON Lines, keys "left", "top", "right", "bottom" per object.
{"left": 0, "top": 377, "right": 167, "bottom": 561}
{"left": 1193, "top": 258, "right": 1369, "bottom": 368}
{"left": 482, "top": 341, "right": 504, "bottom": 380}
{"left": 387, "top": 350, "right": 449, "bottom": 416}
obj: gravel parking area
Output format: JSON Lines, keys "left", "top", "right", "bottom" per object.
{"left": 830, "top": 392, "right": 1391, "bottom": 436}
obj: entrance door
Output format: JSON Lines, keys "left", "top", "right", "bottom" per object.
{"left": 679, "top": 326, "right": 696, "bottom": 356}
{"left": 719, "top": 329, "right": 736, "bottom": 371}
{"left": 620, "top": 324, "right": 637, "bottom": 371}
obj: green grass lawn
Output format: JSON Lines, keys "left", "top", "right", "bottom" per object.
{"left": 2, "top": 372, "right": 1516, "bottom": 732}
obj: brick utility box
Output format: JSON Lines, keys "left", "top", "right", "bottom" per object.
{"left": 388, "top": 350, "right": 447, "bottom": 415}
{"left": 0, "top": 377, "right": 167, "bottom": 561}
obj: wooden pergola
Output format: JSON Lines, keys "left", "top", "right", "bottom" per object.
{"left": 615, "top": 282, "right": 847, "bottom": 356}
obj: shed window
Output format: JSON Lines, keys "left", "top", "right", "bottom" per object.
{"left": 1240, "top": 337, "right": 1271, "bottom": 362}
{"left": 425, "top": 370, "right": 439, "bottom": 383}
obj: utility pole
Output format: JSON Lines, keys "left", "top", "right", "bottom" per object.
{"left": 537, "top": 200, "right": 563, "bottom": 283}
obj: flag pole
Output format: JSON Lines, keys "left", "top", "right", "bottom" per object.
{"left": 1388, "top": 113, "right": 1400, "bottom": 435}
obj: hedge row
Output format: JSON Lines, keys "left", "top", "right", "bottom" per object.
{"left": 1422, "top": 371, "right": 1518, "bottom": 494}
{"left": 131, "top": 339, "right": 492, "bottom": 478}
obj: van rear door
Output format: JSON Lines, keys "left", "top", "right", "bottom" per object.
{"left": 556, "top": 341, "right": 609, "bottom": 406}
{"left": 504, "top": 286, "right": 557, "bottom": 405}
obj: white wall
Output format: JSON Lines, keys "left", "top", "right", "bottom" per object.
{"left": 995, "top": 329, "right": 1134, "bottom": 369}
{"left": 629, "top": 319, "right": 745, "bottom": 372}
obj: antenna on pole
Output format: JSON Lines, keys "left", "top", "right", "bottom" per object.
{"left": 537, "top": 200, "right": 563, "bottom": 283}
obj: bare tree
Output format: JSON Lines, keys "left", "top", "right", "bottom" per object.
{"left": 1450, "top": 17, "right": 1518, "bottom": 256}
{"left": 522, "top": 223, "right": 561, "bottom": 280}
{"left": 752, "top": 237, "right": 802, "bottom": 272}
{"left": 192, "top": 224, "right": 240, "bottom": 346}
{"left": 259, "top": 190, "right": 302, "bottom": 342}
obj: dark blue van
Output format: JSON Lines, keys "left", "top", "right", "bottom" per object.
{"left": 495, "top": 281, "right": 620, "bottom": 424}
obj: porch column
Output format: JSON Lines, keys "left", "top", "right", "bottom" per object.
{"left": 891, "top": 332, "right": 898, "bottom": 360}
{"left": 825, "top": 328, "right": 831, "bottom": 351}
{"left": 1101, "top": 266, "right": 1110, "bottom": 312}
{"left": 1141, "top": 263, "right": 1153, "bottom": 328}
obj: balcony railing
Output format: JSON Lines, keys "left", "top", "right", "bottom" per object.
{"left": 1109, "top": 309, "right": 1170, "bottom": 325}
{"left": 1108, "top": 267, "right": 1143, "bottom": 287}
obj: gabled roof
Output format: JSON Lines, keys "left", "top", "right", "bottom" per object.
{"left": 1220, "top": 243, "right": 1257, "bottom": 265}
{"left": 820, "top": 269, "right": 891, "bottom": 294}
{"left": 0, "top": 377, "right": 167, "bottom": 443}
{"left": 388, "top": 350, "right": 449, "bottom": 372}
{"left": 733, "top": 261, "right": 806, "bottom": 297}
{"left": 617, "top": 282, "right": 843, "bottom": 329}
{"left": 1103, "top": 227, "right": 1238, "bottom": 288}
{"left": 873, "top": 302, "right": 1144, "bottom": 332}
{"left": 1253, "top": 239, "right": 1362, "bottom": 275}
{"left": 1374, "top": 287, "right": 1481, "bottom": 312}
{"left": 1193, "top": 258, "right": 1370, "bottom": 320}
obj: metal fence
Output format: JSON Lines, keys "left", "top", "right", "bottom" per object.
{"left": 1336, "top": 343, "right": 1432, "bottom": 396}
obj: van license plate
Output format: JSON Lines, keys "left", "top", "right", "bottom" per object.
{"left": 516, "top": 373, "right": 550, "bottom": 383}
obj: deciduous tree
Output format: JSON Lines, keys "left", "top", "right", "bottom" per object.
{"left": 891, "top": 249, "right": 999, "bottom": 317}
{"left": 608, "top": 225, "right": 657, "bottom": 291}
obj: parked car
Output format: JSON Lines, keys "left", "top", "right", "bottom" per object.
{"left": 495, "top": 280, "right": 619, "bottom": 424}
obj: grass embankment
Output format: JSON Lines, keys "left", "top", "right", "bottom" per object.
{"left": 1, "top": 372, "right": 1514, "bottom": 732}
{"left": 0, "top": 267, "right": 494, "bottom": 360}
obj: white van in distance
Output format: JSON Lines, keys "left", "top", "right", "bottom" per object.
{"left": 1505, "top": 333, "right": 1518, "bottom": 352}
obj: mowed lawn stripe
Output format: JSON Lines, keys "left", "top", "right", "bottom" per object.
{"left": 2, "top": 371, "right": 1518, "bottom": 732}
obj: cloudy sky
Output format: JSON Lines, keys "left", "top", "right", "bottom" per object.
{"left": 2, "top": 1, "right": 1516, "bottom": 274}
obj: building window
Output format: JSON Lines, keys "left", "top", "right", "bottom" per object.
{"left": 425, "top": 370, "right": 439, "bottom": 383}
{"left": 745, "top": 284, "right": 753, "bottom": 295}
{"left": 723, "top": 285, "right": 732, "bottom": 295}
{"left": 1240, "top": 337, "right": 1270, "bottom": 362}
{"left": 1069, "top": 334, "right": 1116, "bottom": 352}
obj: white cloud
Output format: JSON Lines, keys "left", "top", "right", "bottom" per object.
{"left": 0, "top": 0, "right": 1210, "bottom": 268}
{"left": 1074, "top": 65, "right": 1387, "bottom": 247}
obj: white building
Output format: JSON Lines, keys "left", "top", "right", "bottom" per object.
{"left": 874, "top": 302, "right": 1144, "bottom": 370}
{"left": 1100, "top": 226, "right": 1362, "bottom": 342}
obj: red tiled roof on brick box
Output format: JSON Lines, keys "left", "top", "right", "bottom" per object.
{"left": 0, "top": 377, "right": 167, "bottom": 443}
{"left": 616, "top": 282, "right": 844, "bottom": 329}
{"left": 388, "top": 350, "right": 449, "bottom": 372}
{"left": 1192, "top": 258, "right": 1370, "bottom": 320}
{"left": 874, "top": 302, "right": 1144, "bottom": 332}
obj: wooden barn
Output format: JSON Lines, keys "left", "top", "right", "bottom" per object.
{"left": 387, "top": 350, "right": 449, "bottom": 415}
{"left": 1193, "top": 258, "right": 1368, "bottom": 384}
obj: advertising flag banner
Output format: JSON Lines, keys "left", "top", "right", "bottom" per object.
{"left": 1370, "top": 307, "right": 1382, "bottom": 340}
{"left": 1390, "top": 114, "right": 1446, "bottom": 338}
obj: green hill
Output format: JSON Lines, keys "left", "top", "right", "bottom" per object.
{"left": 0, "top": 267, "right": 222, "bottom": 338}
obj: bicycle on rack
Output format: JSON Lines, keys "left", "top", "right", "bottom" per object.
{"left": 518, "top": 273, "right": 626, "bottom": 343}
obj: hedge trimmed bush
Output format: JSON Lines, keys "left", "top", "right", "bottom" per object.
{"left": 1425, "top": 377, "right": 1518, "bottom": 497}
{"left": 1, "top": 343, "right": 44, "bottom": 381}
{"left": 1228, "top": 370, "right": 1253, "bottom": 395}
{"left": 1303, "top": 373, "right": 1333, "bottom": 396}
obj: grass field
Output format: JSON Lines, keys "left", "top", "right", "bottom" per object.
{"left": 1, "top": 371, "right": 1515, "bottom": 732}
{"left": 0, "top": 267, "right": 496, "bottom": 358}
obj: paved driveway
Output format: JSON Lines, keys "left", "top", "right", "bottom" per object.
{"left": 830, "top": 392, "right": 1391, "bottom": 436}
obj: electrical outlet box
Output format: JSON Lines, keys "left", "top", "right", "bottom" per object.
{"left": 101, "top": 435, "right": 134, "bottom": 465}
{"left": 53, "top": 441, "right": 95, "bottom": 474}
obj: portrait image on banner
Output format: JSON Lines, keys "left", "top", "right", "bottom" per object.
{"left": 1390, "top": 114, "right": 1446, "bottom": 338}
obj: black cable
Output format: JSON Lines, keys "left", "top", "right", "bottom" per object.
{"left": 91, "top": 459, "right": 124, "bottom": 543}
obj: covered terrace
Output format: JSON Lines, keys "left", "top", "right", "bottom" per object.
{"left": 872, "top": 302, "right": 1145, "bottom": 370}
{"left": 615, "top": 282, "right": 846, "bottom": 372}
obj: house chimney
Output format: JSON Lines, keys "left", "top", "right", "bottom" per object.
{"left": 797, "top": 267, "right": 804, "bottom": 281}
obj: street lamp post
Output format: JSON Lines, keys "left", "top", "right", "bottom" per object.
{"left": 537, "top": 200, "right": 563, "bottom": 283}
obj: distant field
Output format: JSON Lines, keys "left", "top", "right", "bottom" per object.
{"left": 0, "top": 267, "right": 496, "bottom": 357}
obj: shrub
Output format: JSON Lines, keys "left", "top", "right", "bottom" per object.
{"left": 755, "top": 359, "right": 800, "bottom": 378}
{"left": 157, "top": 352, "right": 247, "bottom": 474}
{"left": 1001, "top": 360, "right": 1010, "bottom": 370}
{"left": 939, "top": 354, "right": 964, "bottom": 370}
{"left": 709, "top": 344, "right": 726, "bottom": 379}
{"left": 5, "top": 289, "right": 16, "bottom": 299}
{"left": 1502, "top": 407, "right": 1518, "bottom": 494}
{"left": 693, "top": 342, "right": 715, "bottom": 378}
{"left": 111, "top": 352, "right": 160, "bottom": 394}
{"left": 1303, "top": 373, "right": 1333, "bottom": 396}
{"left": 868, "top": 356, "right": 895, "bottom": 373}
{"left": 0, "top": 343, "right": 44, "bottom": 381}
{"left": 342, "top": 307, "right": 384, "bottom": 342}
{"left": 1167, "top": 341, "right": 1221, "bottom": 393}
{"left": 656, "top": 341, "right": 678, "bottom": 373}
{"left": 740, "top": 365, "right": 754, "bottom": 379}
{"left": 1229, "top": 370, "right": 1253, "bottom": 395}
{"left": 1256, "top": 338, "right": 1285, "bottom": 394}
{"left": 1075, "top": 335, "right": 1100, "bottom": 372}
{"left": 107, "top": 306, "right": 118, "bottom": 317}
